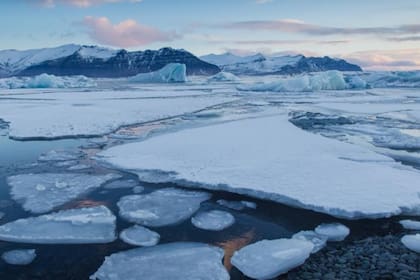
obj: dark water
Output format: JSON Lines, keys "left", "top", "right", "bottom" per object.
{"left": 0, "top": 133, "right": 409, "bottom": 280}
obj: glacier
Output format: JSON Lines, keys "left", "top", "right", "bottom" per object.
{"left": 90, "top": 242, "right": 229, "bottom": 280}
{"left": 0, "top": 206, "right": 116, "bottom": 244}
{"left": 1, "top": 249, "right": 36, "bottom": 265}
{"left": 191, "top": 210, "right": 235, "bottom": 231}
{"left": 128, "top": 63, "right": 187, "bottom": 83}
{"left": 0, "top": 74, "right": 96, "bottom": 89}
{"left": 8, "top": 173, "right": 119, "bottom": 214}
{"left": 119, "top": 225, "right": 160, "bottom": 246}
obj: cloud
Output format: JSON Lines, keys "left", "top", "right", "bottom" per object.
{"left": 387, "top": 36, "right": 420, "bottom": 42}
{"left": 82, "top": 16, "right": 179, "bottom": 48}
{"left": 40, "top": 0, "right": 141, "bottom": 8}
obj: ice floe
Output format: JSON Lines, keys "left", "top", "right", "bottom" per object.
{"left": 400, "top": 220, "right": 420, "bottom": 230}
{"left": 191, "top": 210, "right": 235, "bottom": 231}
{"left": 207, "top": 71, "right": 240, "bottom": 82}
{"left": 0, "top": 206, "right": 116, "bottom": 244}
{"left": 38, "top": 149, "right": 84, "bottom": 162}
{"left": 231, "top": 238, "right": 314, "bottom": 279}
{"left": 314, "top": 223, "right": 350, "bottom": 241}
{"left": 119, "top": 225, "right": 160, "bottom": 246}
{"left": 8, "top": 173, "right": 119, "bottom": 213}
{"left": 217, "top": 199, "right": 256, "bottom": 210}
{"left": 401, "top": 234, "right": 420, "bottom": 253}
{"left": 103, "top": 179, "right": 138, "bottom": 189}
{"left": 99, "top": 114, "right": 420, "bottom": 219}
{"left": 128, "top": 63, "right": 187, "bottom": 83}
{"left": 1, "top": 249, "right": 36, "bottom": 265}
{"left": 292, "top": 230, "right": 328, "bottom": 253}
{"left": 90, "top": 242, "right": 229, "bottom": 280}
{"left": 0, "top": 74, "right": 96, "bottom": 89}
{"left": 117, "top": 188, "right": 211, "bottom": 227}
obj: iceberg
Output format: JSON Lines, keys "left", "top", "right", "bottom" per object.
{"left": 119, "top": 225, "right": 160, "bottom": 246}
{"left": 8, "top": 173, "right": 119, "bottom": 214}
{"left": 0, "top": 73, "right": 96, "bottom": 89}
{"left": 99, "top": 114, "right": 420, "bottom": 219}
{"left": 0, "top": 206, "right": 116, "bottom": 244}
{"left": 231, "top": 238, "right": 314, "bottom": 279}
{"left": 401, "top": 234, "right": 420, "bottom": 253}
{"left": 1, "top": 249, "right": 36, "bottom": 265}
{"left": 314, "top": 223, "right": 350, "bottom": 241}
{"left": 191, "top": 210, "right": 235, "bottom": 231}
{"left": 117, "top": 188, "right": 211, "bottom": 227}
{"left": 128, "top": 63, "right": 187, "bottom": 83}
{"left": 207, "top": 71, "right": 240, "bottom": 82}
{"left": 400, "top": 220, "right": 420, "bottom": 230}
{"left": 292, "top": 230, "right": 328, "bottom": 253}
{"left": 90, "top": 242, "right": 229, "bottom": 280}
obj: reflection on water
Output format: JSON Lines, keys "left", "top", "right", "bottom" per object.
{"left": 217, "top": 229, "right": 255, "bottom": 271}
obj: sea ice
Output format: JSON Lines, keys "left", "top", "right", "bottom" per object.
{"left": 129, "top": 63, "right": 187, "bottom": 83}
{"left": 401, "top": 234, "right": 420, "bottom": 253}
{"left": 231, "top": 238, "right": 314, "bottom": 279}
{"left": 99, "top": 114, "right": 420, "bottom": 219}
{"left": 400, "top": 220, "right": 420, "bottom": 230}
{"left": 292, "top": 230, "right": 328, "bottom": 253}
{"left": 191, "top": 210, "right": 235, "bottom": 231}
{"left": 1, "top": 249, "right": 36, "bottom": 265}
{"left": 8, "top": 173, "right": 119, "bottom": 213}
{"left": 90, "top": 242, "right": 229, "bottom": 280}
{"left": 38, "top": 149, "right": 84, "bottom": 162}
{"left": 217, "top": 199, "right": 256, "bottom": 210}
{"left": 0, "top": 206, "right": 116, "bottom": 244}
{"left": 207, "top": 71, "right": 240, "bottom": 82}
{"left": 103, "top": 179, "right": 139, "bottom": 189}
{"left": 119, "top": 225, "right": 160, "bottom": 246}
{"left": 67, "top": 164, "right": 90, "bottom": 171}
{"left": 117, "top": 188, "right": 211, "bottom": 227}
{"left": 314, "top": 223, "right": 350, "bottom": 241}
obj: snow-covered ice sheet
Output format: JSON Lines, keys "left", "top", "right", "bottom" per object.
{"left": 231, "top": 238, "right": 314, "bottom": 279}
{"left": 314, "top": 223, "right": 350, "bottom": 241}
{"left": 191, "top": 210, "right": 235, "bottom": 231}
{"left": 119, "top": 225, "right": 160, "bottom": 246}
{"left": 99, "top": 113, "right": 420, "bottom": 219}
{"left": 90, "top": 242, "right": 229, "bottom": 280}
{"left": 117, "top": 188, "right": 211, "bottom": 227}
{"left": 1, "top": 249, "right": 36, "bottom": 265}
{"left": 400, "top": 220, "right": 420, "bottom": 230}
{"left": 401, "top": 234, "right": 420, "bottom": 253}
{"left": 128, "top": 63, "right": 187, "bottom": 83}
{"left": 0, "top": 206, "right": 116, "bottom": 244}
{"left": 8, "top": 173, "right": 119, "bottom": 214}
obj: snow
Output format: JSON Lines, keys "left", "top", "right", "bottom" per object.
{"left": 0, "top": 89, "right": 232, "bottom": 139}
{"left": 99, "top": 113, "right": 420, "bottom": 219}
{"left": 200, "top": 52, "right": 265, "bottom": 66}
{"left": 1, "top": 249, "right": 36, "bottom": 265}
{"left": 314, "top": 223, "right": 350, "bottom": 241}
{"left": 129, "top": 63, "right": 187, "bottom": 83}
{"left": 119, "top": 225, "right": 160, "bottom": 246}
{"left": 207, "top": 72, "right": 240, "bottom": 82}
{"left": 0, "top": 206, "right": 116, "bottom": 244}
{"left": 8, "top": 173, "right": 119, "bottom": 214}
{"left": 90, "top": 242, "right": 229, "bottom": 280}
{"left": 191, "top": 210, "right": 235, "bottom": 231}
{"left": 0, "top": 74, "right": 96, "bottom": 89}
{"left": 401, "top": 234, "right": 420, "bottom": 253}
{"left": 292, "top": 230, "right": 328, "bottom": 253}
{"left": 117, "top": 188, "right": 211, "bottom": 227}
{"left": 77, "top": 46, "right": 119, "bottom": 60}
{"left": 400, "top": 220, "right": 420, "bottom": 230}
{"left": 231, "top": 238, "right": 314, "bottom": 279}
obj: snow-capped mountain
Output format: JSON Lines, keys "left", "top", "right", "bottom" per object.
{"left": 0, "top": 45, "right": 220, "bottom": 77}
{"left": 200, "top": 52, "right": 362, "bottom": 75}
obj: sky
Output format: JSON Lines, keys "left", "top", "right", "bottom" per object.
{"left": 0, "top": 0, "right": 419, "bottom": 70}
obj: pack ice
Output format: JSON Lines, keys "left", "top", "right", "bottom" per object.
{"left": 2, "top": 249, "right": 36, "bottom": 265}
{"left": 100, "top": 114, "right": 420, "bottom": 219}
{"left": 8, "top": 173, "right": 119, "bottom": 214}
{"left": 191, "top": 210, "right": 235, "bottom": 231}
{"left": 0, "top": 206, "right": 116, "bottom": 244}
{"left": 231, "top": 238, "right": 314, "bottom": 279}
{"left": 117, "top": 188, "right": 211, "bottom": 227}
{"left": 128, "top": 63, "right": 187, "bottom": 83}
{"left": 120, "top": 225, "right": 160, "bottom": 246}
{"left": 90, "top": 242, "right": 229, "bottom": 280}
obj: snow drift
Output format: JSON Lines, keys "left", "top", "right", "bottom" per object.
{"left": 129, "top": 63, "right": 187, "bottom": 83}
{"left": 0, "top": 73, "right": 96, "bottom": 89}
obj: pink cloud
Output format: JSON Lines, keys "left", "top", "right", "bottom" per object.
{"left": 41, "top": 0, "right": 141, "bottom": 8}
{"left": 82, "top": 16, "right": 179, "bottom": 48}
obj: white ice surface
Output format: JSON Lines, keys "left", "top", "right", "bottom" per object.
{"left": 38, "top": 149, "right": 84, "bottom": 162}
{"left": 400, "top": 220, "right": 420, "bottom": 230}
{"left": 292, "top": 230, "right": 328, "bottom": 253}
{"left": 231, "top": 238, "right": 314, "bottom": 279}
{"left": 8, "top": 173, "right": 119, "bottom": 214}
{"left": 401, "top": 234, "right": 420, "bottom": 253}
{"left": 1, "top": 249, "right": 36, "bottom": 265}
{"left": 314, "top": 223, "right": 350, "bottom": 241}
{"left": 90, "top": 242, "right": 229, "bottom": 280}
{"left": 191, "top": 210, "right": 235, "bottom": 231}
{"left": 0, "top": 74, "right": 96, "bottom": 89}
{"left": 0, "top": 206, "right": 116, "bottom": 244}
{"left": 119, "top": 225, "right": 160, "bottom": 246}
{"left": 99, "top": 113, "right": 420, "bottom": 219}
{"left": 117, "top": 188, "right": 211, "bottom": 227}
{"left": 129, "top": 63, "right": 187, "bottom": 83}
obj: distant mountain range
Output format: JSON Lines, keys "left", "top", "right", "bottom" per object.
{"left": 200, "top": 52, "right": 362, "bottom": 75}
{"left": 0, "top": 45, "right": 362, "bottom": 78}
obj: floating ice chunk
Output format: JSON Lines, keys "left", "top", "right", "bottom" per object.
{"left": 90, "top": 242, "right": 229, "bottom": 280}
{"left": 129, "top": 63, "right": 187, "bottom": 83}
{"left": 68, "top": 164, "right": 90, "bottom": 171}
{"left": 120, "top": 225, "right": 160, "bottom": 246}
{"left": 217, "top": 199, "right": 257, "bottom": 210}
{"left": 191, "top": 210, "right": 235, "bottom": 231}
{"left": 0, "top": 206, "right": 116, "bottom": 244}
{"left": 231, "top": 239, "right": 314, "bottom": 279}
{"left": 314, "top": 223, "right": 350, "bottom": 241}
{"left": 207, "top": 72, "right": 240, "bottom": 82}
{"left": 401, "top": 234, "right": 420, "bottom": 253}
{"left": 292, "top": 230, "right": 328, "bottom": 253}
{"left": 2, "top": 249, "right": 36, "bottom": 265}
{"left": 118, "top": 188, "right": 211, "bottom": 227}
{"left": 400, "top": 220, "right": 420, "bottom": 230}
{"left": 103, "top": 179, "right": 138, "bottom": 189}
{"left": 38, "top": 149, "right": 84, "bottom": 162}
{"left": 241, "top": 200, "right": 257, "bottom": 209}
{"left": 0, "top": 74, "right": 96, "bottom": 89}
{"left": 132, "top": 186, "right": 144, "bottom": 194}
{"left": 8, "top": 173, "right": 119, "bottom": 214}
